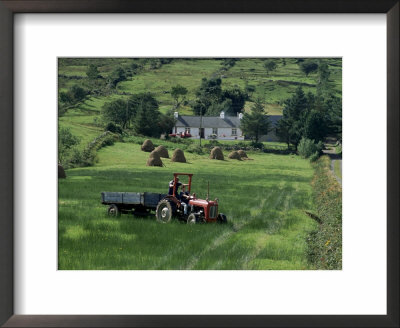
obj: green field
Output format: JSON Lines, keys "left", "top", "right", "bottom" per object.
{"left": 59, "top": 142, "right": 317, "bottom": 270}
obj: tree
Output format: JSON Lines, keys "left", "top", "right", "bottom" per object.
{"left": 317, "top": 61, "right": 330, "bottom": 85}
{"left": 277, "top": 86, "right": 338, "bottom": 149}
{"left": 206, "top": 98, "right": 233, "bottom": 116}
{"left": 304, "top": 110, "right": 328, "bottom": 142}
{"left": 158, "top": 112, "right": 176, "bottom": 136}
{"left": 107, "top": 67, "right": 126, "bottom": 88}
{"left": 86, "top": 64, "right": 100, "bottom": 80}
{"left": 132, "top": 93, "right": 160, "bottom": 137}
{"left": 276, "top": 119, "right": 291, "bottom": 149}
{"left": 263, "top": 59, "right": 278, "bottom": 76}
{"left": 192, "top": 77, "right": 223, "bottom": 115}
{"left": 102, "top": 99, "right": 132, "bottom": 129}
{"left": 58, "top": 127, "right": 80, "bottom": 163}
{"left": 223, "top": 86, "right": 248, "bottom": 115}
{"left": 324, "top": 95, "right": 342, "bottom": 141}
{"left": 240, "top": 98, "right": 271, "bottom": 143}
{"left": 70, "top": 85, "right": 87, "bottom": 102}
{"left": 276, "top": 87, "right": 310, "bottom": 150}
{"left": 59, "top": 91, "right": 73, "bottom": 104}
{"left": 170, "top": 84, "right": 188, "bottom": 109}
{"left": 299, "top": 60, "right": 319, "bottom": 76}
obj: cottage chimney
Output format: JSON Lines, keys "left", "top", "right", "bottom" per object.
{"left": 220, "top": 111, "right": 225, "bottom": 119}
{"left": 238, "top": 113, "right": 243, "bottom": 120}
{"left": 174, "top": 112, "right": 179, "bottom": 119}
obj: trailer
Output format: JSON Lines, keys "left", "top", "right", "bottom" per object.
{"left": 101, "top": 191, "right": 167, "bottom": 216}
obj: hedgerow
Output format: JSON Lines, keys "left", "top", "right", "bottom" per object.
{"left": 306, "top": 155, "right": 342, "bottom": 269}
{"left": 68, "top": 131, "right": 120, "bottom": 168}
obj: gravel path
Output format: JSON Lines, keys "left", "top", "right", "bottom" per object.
{"left": 323, "top": 146, "right": 342, "bottom": 185}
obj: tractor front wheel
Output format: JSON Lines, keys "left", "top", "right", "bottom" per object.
{"left": 156, "top": 200, "right": 173, "bottom": 223}
{"left": 217, "top": 213, "right": 227, "bottom": 224}
{"left": 108, "top": 204, "right": 120, "bottom": 217}
{"left": 187, "top": 213, "right": 197, "bottom": 224}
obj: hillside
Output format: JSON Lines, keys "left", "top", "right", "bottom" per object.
{"left": 59, "top": 58, "right": 341, "bottom": 144}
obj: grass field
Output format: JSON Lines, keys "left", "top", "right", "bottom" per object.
{"left": 58, "top": 142, "right": 317, "bottom": 270}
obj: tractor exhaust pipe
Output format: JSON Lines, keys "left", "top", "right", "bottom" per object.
{"left": 206, "top": 181, "right": 210, "bottom": 201}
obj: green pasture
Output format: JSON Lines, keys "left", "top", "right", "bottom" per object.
{"left": 58, "top": 141, "right": 317, "bottom": 270}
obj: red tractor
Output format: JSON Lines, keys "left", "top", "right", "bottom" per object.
{"left": 155, "top": 173, "right": 227, "bottom": 224}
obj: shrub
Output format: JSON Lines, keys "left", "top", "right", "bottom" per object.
{"left": 66, "top": 131, "right": 117, "bottom": 168}
{"left": 335, "top": 143, "right": 342, "bottom": 155}
{"left": 207, "top": 139, "right": 222, "bottom": 147}
{"left": 99, "top": 135, "right": 116, "bottom": 148}
{"left": 309, "top": 151, "right": 319, "bottom": 162}
{"left": 105, "top": 122, "right": 123, "bottom": 134}
{"left": 298, "top": 137, "right": 323, "bottom": 159}
{"left": 250, "top": 141, "right": 264, "bottom": 150}
{"left": 187, "top": 144, "right": 204, "bottom": 155}
{"left": 69, "top": 148, "right": 84, "bottom": 167}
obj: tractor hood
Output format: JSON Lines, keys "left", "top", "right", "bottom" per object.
{"left": 189, "top": 199, "right": 217, "bottom": 206}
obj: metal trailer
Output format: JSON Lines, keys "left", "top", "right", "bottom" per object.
{"left": 101, "top": 191, "right": 167, "bottom": 216}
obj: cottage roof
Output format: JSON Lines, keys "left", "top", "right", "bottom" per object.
{"left": 175, "top": 115, "right": 282, "bottom": 128}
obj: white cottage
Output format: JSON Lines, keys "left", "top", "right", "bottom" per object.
{"left": 173, "top": 111, "right": 245, "bottom": 140}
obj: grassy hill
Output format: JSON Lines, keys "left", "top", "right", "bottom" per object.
{"left": 58, "top": 57, "right": 341, "bottom": 146}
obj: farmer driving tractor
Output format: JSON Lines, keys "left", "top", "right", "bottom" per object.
{"left": 168, "top": 176, "right": 190, "bottom": 215}
{"left": 168, "top": 177, "right": 182, "bottom": 196}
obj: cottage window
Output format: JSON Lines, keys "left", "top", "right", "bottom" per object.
{"left": 185, "top": 127, "right": 191, "bottom": 134}
{"left": 232, "top": 128, "right": 237, "bottom": 136}
{"left": 212, "top": 128, "right": 218, "bottom": 135}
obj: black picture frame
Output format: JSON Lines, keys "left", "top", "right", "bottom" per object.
{"left": 0, "top": 1, "right": 398, "bottom": 327}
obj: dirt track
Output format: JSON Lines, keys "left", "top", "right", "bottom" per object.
{"left": 323, "top": 146, "right": 342, "bottom": 185}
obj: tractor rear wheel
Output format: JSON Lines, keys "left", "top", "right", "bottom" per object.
{"left": 156, "top": 200, "right": 173, "bottom": 223}
{"left": 108, "top": 204, "right": 120, "bottom": 217}
{"left": 187, "top": 213, "right": 197, "bottom": 224}
{"left": 217, "top": 213, "right": 227, "bottom": 224}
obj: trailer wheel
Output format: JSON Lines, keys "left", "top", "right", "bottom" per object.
{"left": 108, "top": 204, "right": 120, "bottom": 217}
{"left": 156, "top": 200, "right": 172, "bottom": 223}
{"left": 187, "top": 213, "right": 197, "bottom": 224}
{"left": 217, "top": 213, "right": 227, "bottom": 224}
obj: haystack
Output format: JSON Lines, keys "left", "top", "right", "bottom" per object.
{"left": 237, "top": 150, "right": 248, "bottom": 158}
{"left": 154, "top": 145, "right": 169, "bottom": 158}
{"left": 58, "top": 164, "right": 66, "bottom": 179}
{"left": 209, "top": 147, "right": 224, "bottom": 160}
{"left": 141, "top": 139, "right": 155, "bottom": 152}
{"left": 146, "top": 151, "right": 163, "bottom": 167}
{"left": 171, "top": 148, "right": 186, "bottom": 163}
{"left": 228, "top": 151, "right": 242, "bottom": 160}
